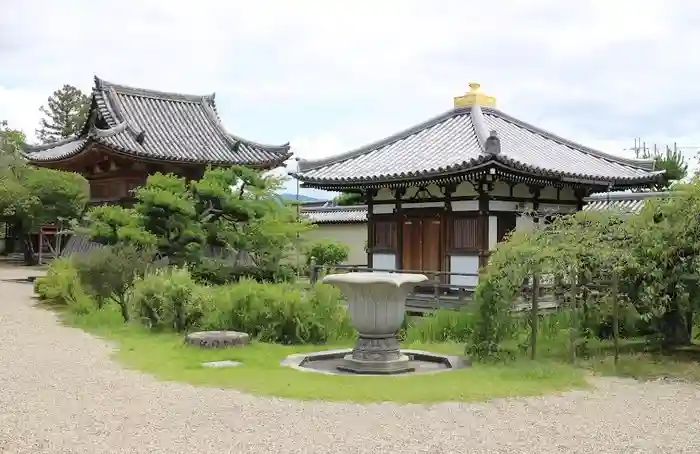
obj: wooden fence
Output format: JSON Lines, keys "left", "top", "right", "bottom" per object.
{"left": 309, "top": 264, "right": 561, "bottom": 314}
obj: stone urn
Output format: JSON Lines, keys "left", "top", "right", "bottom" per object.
{"left": 322, "top": 272, "right": 428, "bottom": 374}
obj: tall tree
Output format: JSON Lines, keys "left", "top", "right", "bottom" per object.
{"left": 634, "top": 142, "right": 688, "bottom": 188}
{"left": 36, "top": 84, "right": 90, "bottom": 144}
{"left": 0, "top": 120, "right": 25, "bottom": 156}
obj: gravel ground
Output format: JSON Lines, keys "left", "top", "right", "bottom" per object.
{"left": 1, "top": 267, "right": 700, "bottom": 453}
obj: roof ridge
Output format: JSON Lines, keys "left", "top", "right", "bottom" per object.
{"left": 94, "top": 76, "right": 211, "bottom": 103}
{"left": 301, "top": 205, "right": 368, "bottom": 212}
{"left": 298, "top": 107, "right": 472, "bottom": 172}
{"left": 481, "top": 107, "right": 655, "bottom": 171}
{"left": 202, "top": 98, "right": 290, "bottom": 152}
{"left": 24, "top": 136, "right": 84, "bottom": 152}
{"left": 585, "top": 190, "right": 670, "bottom": 201}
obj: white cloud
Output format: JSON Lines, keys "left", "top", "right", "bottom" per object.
{"left": 1, "top": 0, "right": 699, "bottom": 176}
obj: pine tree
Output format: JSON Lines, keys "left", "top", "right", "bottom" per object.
{"left": 36, "top": 84, "right": 90, "bottom": 144}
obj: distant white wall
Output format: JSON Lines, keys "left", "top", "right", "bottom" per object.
{"left": 302, "top": 223, "right": 368, "bottom": 265}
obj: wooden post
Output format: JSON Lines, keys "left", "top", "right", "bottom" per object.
{"left": 569, "top": 274, "right": 579, "bottom": 363}
{"left": 37, "top": 229, "right": 43, "bottom": 266}
{"left": 309, "top": 258, "right": 317, "bottom": 284}
{"left": 612, "top": 273, "right": 620, "bottom": 367}
{"left": 530, "top": 273, "right": 539, "bottom": 360}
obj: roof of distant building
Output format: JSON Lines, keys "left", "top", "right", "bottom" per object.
{"left": 24, "top": 76, "right": 291, "bottom": 168}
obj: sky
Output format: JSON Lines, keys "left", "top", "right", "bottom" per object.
{"left": 2, "top": 0, "right": 700, "bottom": 198}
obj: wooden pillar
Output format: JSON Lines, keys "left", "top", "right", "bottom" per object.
{"left": 443, "top": 183, "right": 456, "bottom": 277}
{"left": 394, "top": 188, "right": 405, "bottom": 270}
{"left": 574, "top": 187, "right": 587, "bottom": 211}
{"left": 366, "top": 189, "right": 374, "bottom": 268}
{"left": 529, "top": 185, "right": 542, "bottom": 226}
{"left": 477, "top": 177, "right": 492, "bottom": 267}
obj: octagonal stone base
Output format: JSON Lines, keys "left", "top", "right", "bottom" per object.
{"left": 338, "top": 335, "right": 415, "bottom": 374}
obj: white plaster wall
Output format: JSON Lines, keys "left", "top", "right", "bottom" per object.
{"left": 302, "top": 223, "right": 368, "bottom": 265}
{"left": 449, "top": 255, "right": 480, "bottom": 286}
{"left": 372, "top": 204, "right": 394, "bottom": 214}
{"left": 372, "top": 253, "right": 396, "bottom": 271}
{"left": 488, "top": 216, "right": 498, "bottom": 250}
{"left": 452, "top": 200, "right": 479, "bottom": 211}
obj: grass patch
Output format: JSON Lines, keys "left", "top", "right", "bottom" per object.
{"left": 57, "top": 305, "right": 587, "bottom": 403}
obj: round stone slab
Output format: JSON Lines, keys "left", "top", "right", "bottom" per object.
{"left": 184, "top": 331, "right": 250, "bottom": 348}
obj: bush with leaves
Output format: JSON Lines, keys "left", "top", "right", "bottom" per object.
{"left": 469, "top": 181, "right": 700, "bottom": 360}
{"left": 200, "top": 280, "right": 352, "bottom": 344}
{"left": 73, "top": 244, "right": 154, "bottom": 322}
{"left": 34, "top": 257, "right": 92, "bottom": 314}
{"left": 130, "top": 267, "right": 210, "bottom": 332}
{"left": 190, "top": 257, "right": 295, "bottom": 285}
{"left": 305, "top": 239, "right": 349, "bottom": 269}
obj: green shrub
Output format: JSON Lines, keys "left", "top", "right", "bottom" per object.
{"left": 405, "top": 310, "right": 476, "bottom": 343}
{"left": 131, "top": 267, "right": 211, "bottom": 332}
{"left": 73, "top": 244, "right": 153, "bottom": 322}
{"left": 191, "top": 258, "right": 295, "bottom": 285}
{"left": 305, "top": 239, "right": 349, "bottom": 268}
{"left": 34, "top": 257, "right": 93, "bottom": 314}
{"left": 201, "top": 280, "right": 351, "bottom": 344}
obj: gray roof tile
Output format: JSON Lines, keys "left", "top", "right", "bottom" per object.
{"left": 25, "top": 77, "right": 291, "bottom": 167}
{"left": 583, "top": 190, "right": 668, "bottom": 214}
{"left": 294, "top": 105, "right": 661, "bottom": 188}
{"left": 302, "top": 205, "right": 367, "bottom": 224}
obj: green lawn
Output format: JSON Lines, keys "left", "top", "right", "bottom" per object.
{"left": 57, "top": 305, "right": 587, "bottom": 403}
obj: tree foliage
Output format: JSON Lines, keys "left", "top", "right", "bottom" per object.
{"left": 36, "top": 84, "right": 90, "bottom": 144}
{"left": 0, "top": 121, "right": 89, "bottom": 262}
{"left": 470, "top": 181, "right": 700, "bottom": 359}
{"left": 306, "top": 239, "right": 349, "bottom": 268}
{"left": 81, "top": 166, "right": 311, "bottom": 270}
{"left": 636, "top": 143, "right": 688, "bottom": 187}
{"left": 333, "top": 191, "right": 364, "bottom": 206}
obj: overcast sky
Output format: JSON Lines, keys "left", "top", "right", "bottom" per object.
{"left": 1, "top": 0, "right": 699, "bottom": 198}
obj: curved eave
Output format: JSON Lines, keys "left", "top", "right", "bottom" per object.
{"left": 293, "top": 155, "right": 665, "bottom": 190}
{"left": 204, "top": 95, "right": 292, "bottom": 160}
{"left": 25, "top": 126, "right": 291, "bottom": 168}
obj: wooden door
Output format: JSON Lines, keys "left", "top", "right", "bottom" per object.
{"left": 402, "top": 219, "right": 422, "bottom": 271}
{"left": 402, "top": 217, "right": 442, "bottom": 273}
{"left": 422, "top": 218, "right": 441, "bottom": 273}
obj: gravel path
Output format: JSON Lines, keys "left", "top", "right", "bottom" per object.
{"left": 1, "top": 268, "right": 700, "bottom": 453}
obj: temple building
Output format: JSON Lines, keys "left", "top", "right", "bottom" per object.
{"left": 24, "top": 76, "right": 291, "bottom": 204}
{"left": 293, "top": 83, "right": 664, "bottom": 285}
{"left": 20, "top": 76, "right": 290, "bottom": 260}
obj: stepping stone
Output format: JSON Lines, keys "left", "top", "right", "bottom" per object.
{"left": 184, "top": 331, "right": 250, "bottom": 348}
{"left": 202, "top": 360, "right": 242, "bottom": 369}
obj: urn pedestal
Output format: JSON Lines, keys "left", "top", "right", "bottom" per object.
{"left": 322, "top": 272, "right": 428, "bottom": 374}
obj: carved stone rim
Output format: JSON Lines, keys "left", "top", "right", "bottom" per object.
{"left": 280, "top": 349, "right": 469, "bottom": 376}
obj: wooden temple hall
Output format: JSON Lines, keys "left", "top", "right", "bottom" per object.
{"left": 21, "top": 76, "right": 291, "bottom": 259}
{"left": 293, "top": 83, "right": 664, "bottom": 286}
{"left": 24, "top": 76, "right": 291, "bottom": 204}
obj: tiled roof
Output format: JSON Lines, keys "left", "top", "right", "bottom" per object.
{"left": 583, "top": 190, "right": 668, "bottom": 214}
{"left": 25, "top": 76, "right": 291, "bottom": 167}
{"left": 294, "top": 105, "right": 662, "bottom": 188}
{"left": 302, "top": 205, "right": 368, "bottom": 224}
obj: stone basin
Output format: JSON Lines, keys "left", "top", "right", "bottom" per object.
{"left": 322, "top": 272, "right": 428, "bottom": 374}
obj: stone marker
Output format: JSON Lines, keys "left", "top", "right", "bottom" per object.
{"left": 184, "top": 331, "right": 250, "bottom": 348}
{"left": 202, "top": 360, "right": 242, "bottom": 368}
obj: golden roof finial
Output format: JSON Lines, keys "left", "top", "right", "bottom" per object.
{"left": 453, "top": 82, "right": 496, "bottom": 108}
